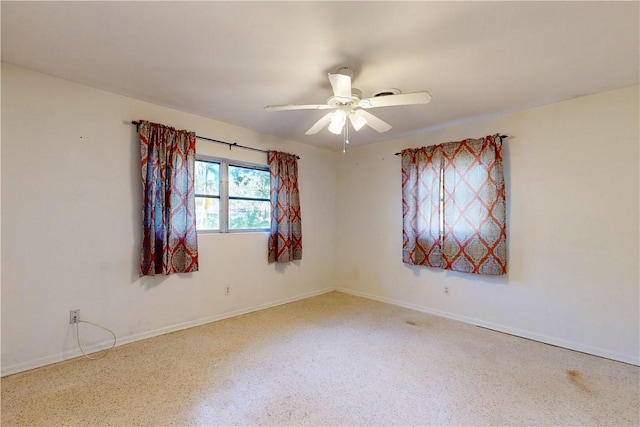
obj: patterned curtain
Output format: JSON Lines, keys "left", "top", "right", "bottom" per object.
{"left": 402, "top": 134, "right": 506, "bottom": 275}
{"left": 139, "top": 120, "right": 199, "bottom": 275}
{"left": 401, "top": 145, "right": 443, "bottom": 268}
{"left": 268, "top": 151, "right": 302, "bottom": 263}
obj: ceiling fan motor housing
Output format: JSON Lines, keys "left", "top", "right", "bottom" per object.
{"left": 327, "top": 88, "right": 362, "bottom": 109}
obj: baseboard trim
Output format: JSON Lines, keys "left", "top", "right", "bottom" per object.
{"left": 335, "top": 287, "right": 640, "bottom": 366}
{"left": 1, "top": 287, "right": 334, "bottom": 377}
{"left": 5, "top": 286, "right": 636, "bottom": 376}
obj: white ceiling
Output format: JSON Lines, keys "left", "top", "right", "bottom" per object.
{"left": 2, "top": 1, "right": 638, "bottom": 150}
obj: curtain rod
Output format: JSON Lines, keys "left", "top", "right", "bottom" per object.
{"left": 393, "top": 134, "right": 508, "bottom": 156}
{"left": 131, "top": 121, "right": 300, "bottom": 159}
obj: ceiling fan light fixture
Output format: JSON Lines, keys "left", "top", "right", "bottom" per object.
{"left": 328, "top": 110, "right": 347, "bottom": 134}
{"left": 349, "top": 110, "right": 367, "bottom": 131}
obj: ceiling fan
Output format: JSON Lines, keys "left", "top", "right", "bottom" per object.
{"left": 264, "top": 67, "right": 432, "bottom": 138}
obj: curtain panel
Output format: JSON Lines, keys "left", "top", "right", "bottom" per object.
{"left": 401, "top": 145, "right": 444, "bottom": 268}
{"left": 268, "top": 151, "right": 302, "bottom": 263}
{"left": 139, "top": 120, "right": 199, "bottom": 275}
{"left": 401, "top": 134, "right": 506, "bottom": 275}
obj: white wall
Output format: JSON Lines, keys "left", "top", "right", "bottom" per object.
{"left": 1, "top": 63, "right": 338, "bottom": 375}
{"left": 2, "top": 63, "right": 637, "bottom": 375}
{"left": 335, "top": 86, "right": 639, "bottom": 365}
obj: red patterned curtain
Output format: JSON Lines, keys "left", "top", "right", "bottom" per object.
{"left": 401, "top": 145, "right": 444, "bottom": 268}
{"left": 268, "top": 151, "right": 302, "bottom": 263}
{"left": 402, "top": 134, "right": 506, "bottom": 275}
{"left": 139, "top": 120, "right": 199, "bottom": 276}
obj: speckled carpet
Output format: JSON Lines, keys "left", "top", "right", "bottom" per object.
{"left": 2, "top": 291, "right": 638, "bottom": 426}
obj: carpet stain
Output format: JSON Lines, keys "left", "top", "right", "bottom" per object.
{"left": 405, "top": 320, "right": 418, "bottom": 326}
{"left": 567, "top": 370, "right": 593, "bottom": 394}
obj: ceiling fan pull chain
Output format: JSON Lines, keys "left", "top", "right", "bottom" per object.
{"left": 343, "top": 127, "right": 346, "bottom": 153}
{"left": 343, "top": 122, "right": 349, "bottom": 153}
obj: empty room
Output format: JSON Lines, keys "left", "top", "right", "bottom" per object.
{"left": 1, "top": 2, "right": 638, "bottom": 426}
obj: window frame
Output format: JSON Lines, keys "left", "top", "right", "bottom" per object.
{"left": 195, "top": 154, "right": 270, "bottom": 234}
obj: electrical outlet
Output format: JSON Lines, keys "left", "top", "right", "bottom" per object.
{"left": 444, "top": 287, "right": 450, "bottom": 296}
{"left": 69, "top": 309, "right": 80, "bottom": 324}
{"left": 225, "top": 286, "right": 231, "bottom": 296}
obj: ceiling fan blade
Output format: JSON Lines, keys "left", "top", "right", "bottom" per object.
{"left": 359, "top": 91, "right": 432, "bottom": 109}
{"left": 328, "top": 73, "right": 352, "bottom": 101}
{"left": 305, "top": 112, "right": 333, "bottom": 135}
{"left": 265, "top": 104, "right": 332, "bottom": 111}
{"left": 357, "top": 110, "right": 392, "bottom": 133}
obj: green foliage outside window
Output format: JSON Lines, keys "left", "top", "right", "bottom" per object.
{"left": 195, "top": 161, "right": 220, "bottom": 231}
{"left": 229, "top": 166, "right": 270, "bottom": 230}
{"left": 195, "top": 159, "right": 270, "bottom": 232}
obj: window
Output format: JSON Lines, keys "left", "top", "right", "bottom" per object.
{"left": 195, "top": 160, "right": 221, "bottom": 231}
{"left": 401, "top": 134, "right": 506, "bottom": 275}
{"left": 195, "top": 157, "right": 270, "bottom": 232}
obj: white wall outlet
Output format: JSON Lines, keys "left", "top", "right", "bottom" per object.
{"left": 69, "top": 309, "right": 80, "bottom": 324}
{"left": 225, "top": 286, "right": 231, "bottom": 296}
{"left": 444, "top": 287, "right": 450, "bottom": 295}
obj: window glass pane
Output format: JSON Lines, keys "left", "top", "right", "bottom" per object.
{"left": 229, "top": 199, "right": 270, "bottom": 230}
{"left": 195, "top": 161, "right": 220, "bottom": 196}
{"left": 195, "top": 197, "right": 220, "bottom": 230}
{"left": 229, "top": 166, "right": 270, "bottom": 199}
